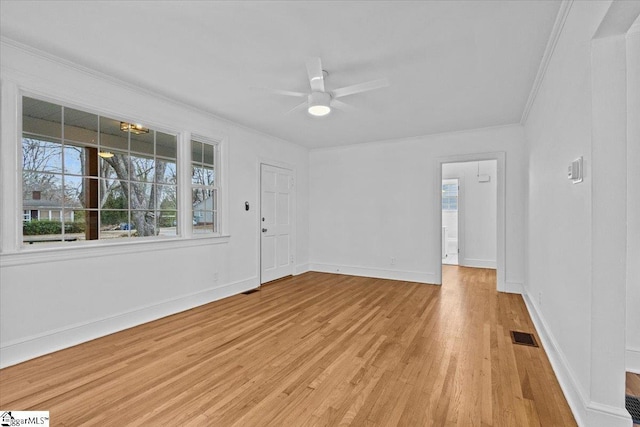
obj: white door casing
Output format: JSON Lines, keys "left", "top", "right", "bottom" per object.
{"left": 260, "top": 164, "right": 294, "bottom": 283}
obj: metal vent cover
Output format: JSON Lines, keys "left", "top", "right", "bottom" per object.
{"left": 510, "top": 331, "right": 538, "bottom": 347}
{"left": 626, "top": 395, "right": 640, "bottom": 424}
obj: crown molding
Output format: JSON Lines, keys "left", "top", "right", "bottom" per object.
{"left": 629, "top": 16, "right": 640, "bottom": 35}
{"left": 0, "top": 37, "right": 301, "bottom": 149}
{"left": 520, "top": 0, "right": 573, "bottom": 125}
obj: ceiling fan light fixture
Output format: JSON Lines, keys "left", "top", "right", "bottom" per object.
{"left": 307, "top": 92, "right": 331, "bottom": 117}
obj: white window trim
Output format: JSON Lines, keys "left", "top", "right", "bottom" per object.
{"left": 184, "top": 133, "right": 226, "bottom": 239}
{"left": 0, "top": 81, "right": 230, "bottom": 260}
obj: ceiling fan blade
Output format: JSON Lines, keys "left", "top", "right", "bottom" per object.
{"left": 251, "top": 87, "right": 307, "bottom": 98}
{"left": 332, "top": 78, "right": 389, "bottom": 98}
{"left": 306, "top": 57, "right": 325, "bottom": 92}
{"left": 285, "top": 101, "right": 308, "bottom": 115}
{"left": 330, "top": 99, "right": 356, "bottom": 113}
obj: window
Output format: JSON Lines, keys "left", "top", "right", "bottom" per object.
{"left": 22, "top": 97, "right": 177, "bottom": 245}
{"left": 191, "top": 139, "right": 218, "bottom": 234}
{"left": 442, "top": 183, "right": 458, "bottom": 211}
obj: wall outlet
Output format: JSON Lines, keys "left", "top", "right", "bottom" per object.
{"left": 290, "top": 255, "right": 294, "bottom": 263}
{"left": 213, "top": 272, "right": 219, "bottom": 283}
{"left": 391, "top": 257, "right": 396, "bottom": 266}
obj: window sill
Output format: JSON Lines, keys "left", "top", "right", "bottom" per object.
{"left": 0, "top": 235, "right": 231, "bottom": 268}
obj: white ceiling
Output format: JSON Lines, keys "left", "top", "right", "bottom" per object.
{"left": 0, "top": 1, "right": 561, "bottom": 148}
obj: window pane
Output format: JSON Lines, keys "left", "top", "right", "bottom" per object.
{"left": 192, "top": 188, "right": 215, "bottom": 208}
{"left": 193, "top": 210, "right": 208, "bottom": 234}
{"left": 64, "top": 212, "right": 87, "bottom": 240}
{"left": 101, "top": 210, "right": 129, "bottom": 228}
{"left": 130, "top": 128, "right": 154, "bottom": 156}
{"left": 100, "top": 210, "right": 131, "bottom": 238}
{"left": 63, "top": 143, "right": 90, "bottom": 176}
{"left": 23, "top": 97, "right": 62, "bottom": 139}
{"left": 64, "top": 107, "right": 98, "bottom": 145}
{"left": 156, "top": 184, "right": 177, "bottom": 210}
{"left": 203, "top": 166, "right": 215, "bottom": 186}
{"left": 23, "top": 172, "right": 63, "bottom": 206}
{"left": 192, "top": 165, "right": 205, "bottom": 185}
{"left": 203, "top": 143, "right": 215, "bottom": 166}
{"left": 100, "top": 151, "right": 129, "bottom": 179}
{"left": 157, "top": 159, "right": 177, "bottom": 184}
{"left": 130, "top": 211, "right": 156, "bottom": 237}
{"left": 193, "top": 211, "right": 216, "bottom": 234}
{"left": 191, "top": 140, "right": 203, "bottom": 164}
{"left": 23, "top": 219, "right": 63, "bottom": 245}
{"left": 63, "top": 176, "right": 96, "bottom": 208}
{"left": 129, "top": 182, "right": 153, "bottom": 210}
{"left": 158, "top": 210, "right": 177, "bottom": 236}
{"left": 130, "top": 154, "right": 155, "bottom": 182}
{"left": 100, "top": 179, "right": 128, "bottom": 210}
{"left": 22, "top": 138, "right": 62, "bottom": 173}
{"left": 100, "top": 116, "right": 128, "bottom": 152}
{"left": 157, "top": 132, "right": 177, "bottom": 159}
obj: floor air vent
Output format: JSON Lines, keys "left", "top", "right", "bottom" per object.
{"left": 510, "top": 331, "right": 538, "bottom": 347}
{"left": 626, "top": 395, "right": 640, "bottom": 424}
{"left": 241, "top": 289, "right": 259, "bottom": 295}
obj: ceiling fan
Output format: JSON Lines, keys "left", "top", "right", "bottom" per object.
{"left": 257, "top": 57, "right": 389, "bottom": 117}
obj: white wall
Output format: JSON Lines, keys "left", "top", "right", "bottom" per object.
{"left": 0, "top": 41, "right": 309, "bottom": 367}
{"left": 523, "top": 1, "right": 636, "bottom": 425}
{"left": 309, "top": 125, "right": 525, "bottom": 288}
{"left": 443, "top": 160, "right": 497, "bottom": 269}
{"left": 626, "top": 27, "right": 640, "bottom": 374}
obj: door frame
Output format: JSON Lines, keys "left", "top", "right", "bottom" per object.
{"left": 436, "top": 152, "right": 505, "bottom": 291}
{"left": 441, "top": 176, "right": 464, "bottom": 266}
{"left": 257, "top": 159, "right": 297, "bottom": 285}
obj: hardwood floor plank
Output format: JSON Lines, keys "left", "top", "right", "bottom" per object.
{"left": 0, "top": 267, "right": 576, "bottom": 426}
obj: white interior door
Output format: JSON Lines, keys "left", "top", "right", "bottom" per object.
{"left": 260, "top": 164, "right": 294, "bottom": 283}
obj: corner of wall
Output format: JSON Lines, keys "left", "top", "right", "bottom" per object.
{"left": 522, "top": 291, "right": 633, "bottom": 427}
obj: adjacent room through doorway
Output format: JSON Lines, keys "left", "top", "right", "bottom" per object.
{"left": 441, "top": 159, "right": 498, "bottom": 284}
{"left": 441, "top": 178, "right": 459, "bottom": 265}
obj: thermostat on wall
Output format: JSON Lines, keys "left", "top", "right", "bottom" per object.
{"left": 568, "top": 157, "right": 583, "bottom": 184}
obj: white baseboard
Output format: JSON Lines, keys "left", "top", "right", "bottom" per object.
{"left": 461, "top": 258, "right": 497, "bottom": 269}
{"left": 309, "top": 263, "right": 437, "bottom": 284}
{"left": 504, "top": 281, "right": 524, "bottom": 294}
{"left": 0, "top": 276, "right": 259, "bottom": 368}
{"left": 294, "top": 263, "right": 310, "bottom": 275}
{"left": 522, "top": 292, "right": 632, "bottom": 427}
{"left": 627, "top": 348, "right": 640, "bottom": 374}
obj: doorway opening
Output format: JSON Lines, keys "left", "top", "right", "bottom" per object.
{"left": 440, "top": 158, "right": 499, "bottom": 288}
{"left": 441, "top": 178, "right": 460, "bottom": 265}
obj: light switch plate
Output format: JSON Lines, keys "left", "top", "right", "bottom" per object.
{"left": 568, "top": 157, "right": 583, "bottom": 184}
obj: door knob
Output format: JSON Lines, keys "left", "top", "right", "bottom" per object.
{"left": 262, "top": 228, "right": 267, "bottom": 232}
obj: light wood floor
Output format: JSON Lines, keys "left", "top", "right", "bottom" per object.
{"left": 628, "top": 372, "right": 640, "bottom": 397}
{"left": 0, "top": 267, "right": 575, "bottom": 426}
